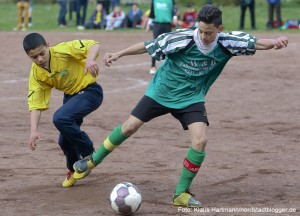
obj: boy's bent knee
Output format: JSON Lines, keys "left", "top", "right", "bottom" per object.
{"left": 53, "top": 112, "right": 69, "bottom": 128}
{"left": 121, "top": 123, "right": 139, "bottom": 136}
{"left": 192, "top": 137, "right": 208, "bottom": 152}
{"left": 121, "top": 116, "right": 144, "bottom": 136}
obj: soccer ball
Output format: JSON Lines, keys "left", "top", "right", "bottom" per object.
{"left": 110, "top": 182, "right": 142, "bottom": 215}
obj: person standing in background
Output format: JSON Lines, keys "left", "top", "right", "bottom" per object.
{"left": 21, "top": 0, "right": 33, "bottom": 27}
{"left": 110, "top": 0, "right": 120, "bottom": 12}
{"left": 98, "top": 0, "right": 110, "bottom": 14}
{"left": 147, "top": 0, "right": 175, "bottom": 75}
{"left": 58, "top": 0, "right": 67, "bottom": 28}
{"left": 28, "top": 0, "right": 33, "bottom": 27}
{"left": 76, "top": 0, "right": 88, "bottom": 30}
{"left": 266, "top": 0, "right": 282, "bottom": 29}
{"left": 69, "top": 0, "right": 77, "bottom": 24}
{"left": 14, "top": 0, "right": 29, "bottom": 31}
{"left": 239, "top": 0, "right": 256, "bottom": 30}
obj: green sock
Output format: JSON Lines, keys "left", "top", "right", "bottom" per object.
{"left": 92, "top": 125, "right": 128, "bottom": 165}
{"left": 175, "top": 147, "right": 206, "bottom": 194}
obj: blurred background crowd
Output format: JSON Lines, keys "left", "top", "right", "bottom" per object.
{"left": 12, "top": 0, "right": 300, "bottom": 32}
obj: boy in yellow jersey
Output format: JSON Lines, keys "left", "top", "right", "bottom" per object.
{"left": 23, "top": 33, "right": 103, "bottom": 187}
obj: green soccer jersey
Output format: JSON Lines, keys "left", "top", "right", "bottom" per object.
{"left": 144, "top": 28, "right": 256, "bottom": 109}
{"left": 152, "top": 0, "right": 173, "bottom": 23}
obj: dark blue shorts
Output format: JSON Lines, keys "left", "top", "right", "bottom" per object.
{"left": 131, "top": 96, "right": 209, "bottom": 130}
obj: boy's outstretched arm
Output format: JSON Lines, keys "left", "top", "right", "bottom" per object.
{"left": 103, "top": 42, "right": 147, "bottom": 67}
{"left": 256, "top": 36, "right": 288, "bottom": 50}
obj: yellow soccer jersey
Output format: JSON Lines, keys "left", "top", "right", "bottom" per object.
{"left": 28, "top": 39, "right": 99, "bottom": 111}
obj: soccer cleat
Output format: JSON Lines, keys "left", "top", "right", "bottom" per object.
{"left": 149, "top": 67, "right": 156, "bottom": 75}
{"left": 62, "top": 171, "right": 77, "bottom": 187}
{"left": 173, "top": 190, "right": 203, "bottom": 208}
{"left": 73, "top": 169, "right": 91, "bottom": 180}
{"left": 73, "top": 155, "right": 95, "bottom": 180}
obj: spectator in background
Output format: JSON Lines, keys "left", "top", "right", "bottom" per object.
{"left": 239, "top": 0, "right": 256, "bottom": 30}
{"left": 14, "top": 0, "right": 29, "bottom": 31}
{"left": 105, "top": 5, "right": 126, "bottom": 30}
{"left": 126, "top": 3, "right": 143, "bottom": 28}
{"left": 110, "top": 0, "right": 120, "bottom": 12}
{"left": 58, "top": 0, "right": 67, "bottom": 28}
{"left": 147, "top": 0, "right": 175, "bottom": 75}
{"left": 84, "top": 3, "right": 107, "bottom": 29}
{"left": 281, "top": 19, "right": 300, "bottom": 30}
{"left": 76, "top": 0, "right": 88, "bottom": 30}
{"left": 69, "top": 0, "right": 77, "bottom": 24}
{"left": 177, "top": 4, "right": 198, "bottom": 28}
{"left": 21, "top": 0, "right": 33, "bottom": 27}
{"left": 266, "top": 0, "right": 282, "bottom": 29}
{"left": 98, "top": 0, "right": 110, "bottom": 14}
{"left": 140, "top": 8, "right": 152, "bottom": 29}
{"left": 172, "top": 2, "right": 180, "bottom": 28}
{"left": 28, "top": 0, "right": 33, "bottom": 27}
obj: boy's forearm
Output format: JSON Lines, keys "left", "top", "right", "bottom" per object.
{"left": 30, "top": 109, "right": 41, "bottom": 132}
{"left": 255, "top": 39, "right": 276, "bottom": 50}
{"left": 87, "top": 43, "right": 101, "bottom": 61}
{"left": 256, "top": 36, "right": 288, "bottom": 50}
{"left": 117, "top": 42, "right": 147, "bottom": 58}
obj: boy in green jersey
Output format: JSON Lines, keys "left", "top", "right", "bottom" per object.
{"left": 73, "top": 5, "right": 288, "bottom": 207}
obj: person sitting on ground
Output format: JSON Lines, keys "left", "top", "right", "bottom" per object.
{"left": 84, "top": 3, "right": 107, "bottom": 29}
{"left": 280, "top": 19, "right": 300, "bottom": 30}
{"left": 141, "top": 9, "right": 152, "bottom": 29}
{"left": 105, "top": 5, "right": 126, "bottom": 31}
{"left": 177, "top": 4, "right": 198, "bottom": 28}
{"left": 126, "top": 3, "right": 143, "bottom": 28}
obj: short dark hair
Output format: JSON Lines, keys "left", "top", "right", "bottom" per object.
{"left": 23, "top": 33, "right": 47, "bottom": 53}
{"left": 196, "top": 4, "right": 222, "bottom": 26}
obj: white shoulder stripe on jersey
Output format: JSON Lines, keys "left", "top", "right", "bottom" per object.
{"left": 146, "top": 30, "right": 194, "bottom": 58}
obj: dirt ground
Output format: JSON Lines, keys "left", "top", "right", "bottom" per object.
{"left": 0, "top": 31, "right": 299, "bottom": 216}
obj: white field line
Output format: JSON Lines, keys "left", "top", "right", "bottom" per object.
{"left": 0, "top": 78, "right": 29, "bottom": 84}
{"left": 105, "top": 78, "right": 148, "bottom": 93}
{"left": 1, "top": 62, "right": 149, "bottom": 101}
{"left": 108, "top": 62, "right": 149, "bottom": 69}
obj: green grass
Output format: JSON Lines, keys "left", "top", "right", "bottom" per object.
{"left": 220, "top": 0, "right": 300, "bottom": 32}
{"left": 0, "top": 1, "right": 299, "bottom": 33}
